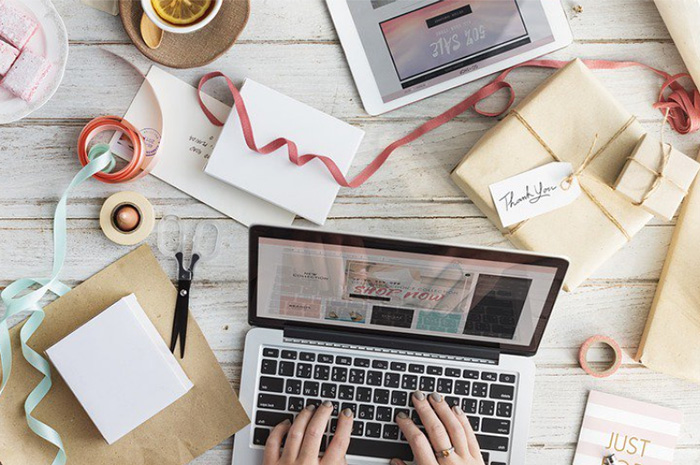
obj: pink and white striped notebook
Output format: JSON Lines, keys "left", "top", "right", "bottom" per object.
{"left": 573, "top": 391, "right": 683, "bottom": 465}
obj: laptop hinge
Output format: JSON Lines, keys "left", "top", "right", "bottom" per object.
{"left": 283, "top": 326, "right": 500, "bottom": 365}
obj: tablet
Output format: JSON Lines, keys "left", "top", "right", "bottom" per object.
{"left": 327, "top": 0, "right": 573, "bottom": 115}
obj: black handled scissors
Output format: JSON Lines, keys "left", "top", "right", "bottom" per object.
{"left": 158, "top": 215, "right": 220, "bottom": 358}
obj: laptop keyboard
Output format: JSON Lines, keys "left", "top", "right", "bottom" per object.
{"left": 252, "top": 346, "right": 517, "bottom": 464}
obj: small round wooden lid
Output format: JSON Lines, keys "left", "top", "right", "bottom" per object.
{"left": 119, "top": 0, "right": 250, "bottom": 69}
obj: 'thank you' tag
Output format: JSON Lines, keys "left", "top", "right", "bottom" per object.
{"left": 489, "top": 162, "right": 581, "bottom": 227}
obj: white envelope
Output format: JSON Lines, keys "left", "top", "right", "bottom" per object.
{"left": 112, "top": 66, "right": 295, "bottom": 227}
{"left": 204, "top": 79, "right": 365, "bottom": 225}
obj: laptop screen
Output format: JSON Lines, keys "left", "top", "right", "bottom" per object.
{"left": 249, "top": 226, "right": 568, "bottom": 355}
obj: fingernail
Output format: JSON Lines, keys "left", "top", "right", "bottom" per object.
{"left": 430, "top": 392, "right": 443, "bottom": 403}
{"left": 390, "top": 460, "right": 402, "bottom": 465}
{"left": 342, "top": 408, "right": 353, "bottom": 417}
{"left": 413, "top": 390, "right": 426, "bottom": 401}
{"left": 282, "top": 419, "right": 291, "bottom": 425}
{"left": 322, "top": 400, "right": 333, "bottom": 408}
{"left": 453, "top": 405, "right": 463, "bottom": 415}
{"left": 307, "top": 404, "right": 316, "bottom": 412}
{"left": 396, "top": 412, "right": 409, "bottom": 420}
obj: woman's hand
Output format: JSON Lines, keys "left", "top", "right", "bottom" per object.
{"left": 263, "top": 401, "right": 354, "bottom": 465}
{"left": 392, "top": 391, "right": 485, "bottom": 465}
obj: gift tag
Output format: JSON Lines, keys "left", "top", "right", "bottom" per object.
{"left": 489, "top": 162, "right": 581, "bottom": 227}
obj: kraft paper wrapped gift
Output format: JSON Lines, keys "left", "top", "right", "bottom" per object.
{"left": 614, "top": 133, "right": 700, "bottom": 221}
{"left": 451, "top": 59, "right": 652, "bottom": 291}
{"left": 636, "top": 155, "right": 700, "bottom": 384}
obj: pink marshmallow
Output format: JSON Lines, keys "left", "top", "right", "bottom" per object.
{"left": 0, "top": 0, "right": 38, "bottom": 49}
{"left": 1, "top": 49, "right": 50, "bottom": 101}
{"left": 0, "top": 40, "right": 19, "bottom": 75}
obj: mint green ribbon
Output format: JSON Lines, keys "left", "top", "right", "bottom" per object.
{"left": 0, "top": 146, "right": 115, "bottom": 465}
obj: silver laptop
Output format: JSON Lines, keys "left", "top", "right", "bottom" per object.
{"left": 233, "top": 226, "right": 568, "bottom": 465}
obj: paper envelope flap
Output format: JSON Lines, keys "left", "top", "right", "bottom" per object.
{"left": 0, "top": 245, "right": 249, "bottom": 465}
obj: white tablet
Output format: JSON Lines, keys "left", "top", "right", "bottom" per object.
{"left": 327, "top": 0, "right": 573, "bottom": 115}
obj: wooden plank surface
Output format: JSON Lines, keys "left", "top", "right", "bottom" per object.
{"left": 1, "top": 0, "right": 698, "bottom": 464}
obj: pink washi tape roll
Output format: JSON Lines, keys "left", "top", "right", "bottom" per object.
{"left": 579, "top": 335, "right": 623, "bottom": 378}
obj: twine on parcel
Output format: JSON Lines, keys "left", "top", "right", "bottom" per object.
{"left": 506, "top": 110, "right": 637, "bottom": 240}
{"left": 627, "top": 109, "right": 688, "bottom": 206}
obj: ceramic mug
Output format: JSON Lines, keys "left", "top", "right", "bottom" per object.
{"left": 141, "top": 0, "right": 223, "bottom": 34}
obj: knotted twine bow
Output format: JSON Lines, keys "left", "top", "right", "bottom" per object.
{"left": 627, "top": 109, "right": 689, "bottom": 207}
{"left": 506, "top": 110, "right": 638, "bottom": 240}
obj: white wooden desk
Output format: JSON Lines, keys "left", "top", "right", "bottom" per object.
{"left": 1, "top": 1, "right": 699, "bottom": 463}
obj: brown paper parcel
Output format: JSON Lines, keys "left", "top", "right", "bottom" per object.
{"left": 614, "top": 133, "right": 700, "bottom": 221}
{"left": 636, "top": 155, "right": 700, "bottom": 384}
{"left": 0, "top": 245, "right": 249, "bottom": 465}
{"left": 451, "top": 59, "right": 652, "bottom": 291}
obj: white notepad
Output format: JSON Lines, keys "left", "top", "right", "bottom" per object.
{"left": 204, "top": 79, "right": 365, "bottom": 225}
{"left": 46, "top": 294, "right": 193, "bottom": 445}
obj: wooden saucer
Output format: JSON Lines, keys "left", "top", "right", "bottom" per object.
{"left": 119, "top": 0, "right": 250, "bottom": 69}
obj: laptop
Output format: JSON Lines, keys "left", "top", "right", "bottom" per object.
{"left": 233, "top": 225, "right": 568, "bottom": 464}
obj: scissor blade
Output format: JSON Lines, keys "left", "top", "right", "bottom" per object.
{"left": 169, "top": 310, "right": 180, "bottom": 353}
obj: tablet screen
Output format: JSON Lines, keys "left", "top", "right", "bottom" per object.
{"left": 346, "top": 0, "right": 555, "bottom": 103}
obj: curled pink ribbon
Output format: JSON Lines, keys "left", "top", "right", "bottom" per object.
{"left": 197, "top": 59, "right": 700, "bottom": 188}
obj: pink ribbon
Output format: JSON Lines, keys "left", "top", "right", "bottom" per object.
{"left": 197, "top": 59, "right": 700, "bottom": 189}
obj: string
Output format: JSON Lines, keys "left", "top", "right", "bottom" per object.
{"left": 197, "top": 59, "right": 700, "bottom": 189}
{"left": 0, "top": 151, "right": 114, "bottom": 465}
{"left": 506, "top": 112, "right": 636, "bottom": 240}
{"left": 0, "top": 50, "right": 164, "bottom": 465}
{"left": 628, "top": 108, "right": 687, "bottom": 206}
{"left": 561, "top": 134, "right": 599, "bottom": 190}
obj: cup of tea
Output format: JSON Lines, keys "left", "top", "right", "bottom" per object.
{"left": 141, "top": 0, "right": 223, "bottom": 34}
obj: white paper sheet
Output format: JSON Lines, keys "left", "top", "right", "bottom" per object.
{"left": 46, "top": 294, "right": 193, "bottom": 445}
{"left": 112, "top": 66, "right": 296, "bottom": 227}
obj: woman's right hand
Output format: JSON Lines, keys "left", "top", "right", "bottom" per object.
{"left": 391, "top": 391, "right": 486, "bottom": 465}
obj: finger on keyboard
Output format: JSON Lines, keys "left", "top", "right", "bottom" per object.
{"left": 395, "top": 411, "right": 431, "bottom": 464}
{"left": 264, "top": 419, "right": 290, "bottom": 464}
{"left": 412, "top": 391, "right": 452, "bottom": 453}
{"left": 299, "top": 401, "right": 333, "bottom": 460}
{"left": 429, "top": 391, "right": 469, "bottom": 457}
{"left": 282, "top": 405, "right": 315, "bottom": 461}
{"left": 454, "top": 405, "right": 482, "bottom": 460}
{"left": 325, "top": 408, "right": 354, "bottom": 463}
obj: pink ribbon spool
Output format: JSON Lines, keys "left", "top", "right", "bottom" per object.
{"left": 579, "top": 335, "right": 623, "bottom": 378}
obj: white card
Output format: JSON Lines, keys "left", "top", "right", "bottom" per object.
{"left": 489, "top": 162, "right": 581, "bottom": 227}
{"left": 111, "top": 66, "right": 296, "bottom": 227}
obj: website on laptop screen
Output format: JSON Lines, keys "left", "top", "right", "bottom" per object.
{"left": 345, "top": 0, "right": 555, "bottom": 103}
{"left": 256, "top": 237, "right": 558, "bottom": 346}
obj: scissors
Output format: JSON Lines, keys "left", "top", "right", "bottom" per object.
{"left": 158, "top": 215, "right": 221, "bottom": 358}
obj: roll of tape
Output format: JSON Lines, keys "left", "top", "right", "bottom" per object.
{"left": 579, "top": 335, "right": 623, "bottom": 378}
{"left": 99, "top": 191, "right": 155, "bottom": 245}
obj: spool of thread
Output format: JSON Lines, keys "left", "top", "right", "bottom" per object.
{"left": 99, "top": 191, "right": 155, "bottom": 245}
{"left": 579, "top": 335, "right": 623, "bottom": 378}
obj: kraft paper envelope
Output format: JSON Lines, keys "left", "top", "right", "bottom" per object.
{"left": 0, "top": 245, "right": 249, "bottom": 465}
{"left": 636, "top": 154, "right": 700, "bottom": 384}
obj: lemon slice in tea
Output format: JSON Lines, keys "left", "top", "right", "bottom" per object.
{"left": 152, "top": 0, "right": 213, "bottom": 26}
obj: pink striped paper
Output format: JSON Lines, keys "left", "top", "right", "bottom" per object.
{"left": 573, "top": 391, "right": 683, "bottom": 465}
